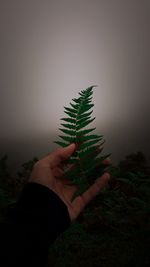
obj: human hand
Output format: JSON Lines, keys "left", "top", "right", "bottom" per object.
{"left": 29, "top": 144, "right": 110, "bottom": 222}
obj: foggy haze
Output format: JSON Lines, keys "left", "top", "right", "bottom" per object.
{"left": 0, "top": 0, "right": 150, "bottom": 173}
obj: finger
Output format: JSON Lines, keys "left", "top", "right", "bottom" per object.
{"left": 42, "top": 143, "right": 76, "bottom": 168}
{"left": 71, "top": 173, "right": 110, "bottom": 217}
{"left": 63, "top": 184, "right": 78, "bottom": 200}
{"left": 102, "top": 157, "right": 111, "bottom": 165}
{"left": 82, "top": 173, "right": 110, "bottom": 204}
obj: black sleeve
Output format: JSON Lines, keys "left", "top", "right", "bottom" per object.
{"left": 0, "top": 182, "right": 71, "bottom": 267}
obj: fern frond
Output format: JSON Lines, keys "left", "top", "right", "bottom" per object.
{"left": 54, "top": 85, "right": 111, "bottom": 201}
{"left": 77, "top": 139, "right": 103, "bottom": 151}
{"left": 64, "top": 110, "right": 76, "bottom": 118}
{"left": 59, "top": 128, "right": 75, "bottom": 136}
{"left": 76, "top": 128, "right": 96, "bottom": 136}
{"left": 77, "top": 110, "right": 93, "bottom": 120}
{"left": 78, "top": 104, "right": 94, "bottom": 115}
{"left": 64, "top": 107, "right": 77, "bottom": 114}
{"left": 60, "top": 123, "right": 76, "bottom": 129}
{"left": 79, "top": 134, "right": 103, "bottom": 142}
{"left": 72, "top": 97, "right": 83, "bottom": 103}
{"left": 58, "top": 135, "right": 75, "bottom": 143}
{"left": 76, "top": 117, "right": 95, "bottom": 131}
{"left": 60, "top": 118, "right": 76, "bottom": 124}
{"left": 70, "top": 103, "right": 79, "bottom": 109}
{"left": 77, "top": 116, "right": 91, "bottom": 125}
{"left": 54, "top": 141, "right": 69, "bottom": 147}
{"left": 79, "top": 145, "right": 101, "bottom": 158}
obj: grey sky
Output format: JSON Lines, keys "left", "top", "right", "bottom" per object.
{"left": 0, "top": 0, "right": 150, "bottom": 173}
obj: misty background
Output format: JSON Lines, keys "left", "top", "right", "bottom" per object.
{"left": 0, "top": 0, "right": 150, "bottom": 174}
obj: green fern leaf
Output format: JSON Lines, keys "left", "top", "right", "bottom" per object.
{"left": 77, "top": 138, "right": 102, "bottom": 151}
{"left": 70, "top": 103, "right": 79, "bottom": 109}
{"left": 78, "top": 104, "right": 94, "bottom": 115}
{"left": 59, "top": 128, "right": 76, "bottom": 136}
{"left": 76, "top": 117, "right": 95, "bottom": 131}
{"left": 72, "top": 97, "right": 82, "bottom": 104}
{"left": 61, "top": 123, "right": 76, "bottom": 129}
{"left": 77, "top": 110, "right": 93, "bottom": 120}
{"left": 77, "top": 116, "right": 91, "bottom": 125}
{"left": 60, "top": 118, "right": 76, "bottom": 124}
{"left": 79, "top": 134, "right": 103, "bottom": 142}
{"left": 79, "top": 145, "right": 101, "bottom": 158}
{"left": 64, "top": 106, "right": 77, "bottom": 114}
{"left": 59, "top": 135, "right": 75, "bottom": 143}
{"left": 54, "top": 85, "right": 111, "bottom": 201}
{"left": 54, "top": 141, "right": 69, "bottom": 147}
{"left": 76, "top": 128, "right": 96, "bottom": 137}
{"left": 64, "top": 110, "right": 77, "bottom": 118}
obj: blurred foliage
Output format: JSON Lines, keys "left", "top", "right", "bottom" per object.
{"left": 0, "top": 155, "right": 38, "bottom": 221}
{"left": 49, "top": 151, "right": 150, "bottom": 267}
{"left": 0, "top": 151, "right": 150, "bottom": 266}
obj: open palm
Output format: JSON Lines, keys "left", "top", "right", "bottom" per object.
{"left": 30, "top": 143, "right": 110, "bottom": 222}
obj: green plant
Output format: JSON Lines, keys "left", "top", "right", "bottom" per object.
{"left": 54, "top": 86, "right": 110, "bottom": 200}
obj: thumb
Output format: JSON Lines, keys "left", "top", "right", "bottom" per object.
{"left": 49, "top": 143, "right": 76, "bottom": 168}
{"left": 61, "top": 143, "right": 76, "bottom": 159}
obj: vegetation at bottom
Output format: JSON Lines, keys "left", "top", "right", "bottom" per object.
{"left": 0, "top": 151, "right": 150, "bottom": 267}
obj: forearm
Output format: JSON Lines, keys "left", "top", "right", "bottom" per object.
{"left": 0, "top": 182, "right": 71, "bottom": 267}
